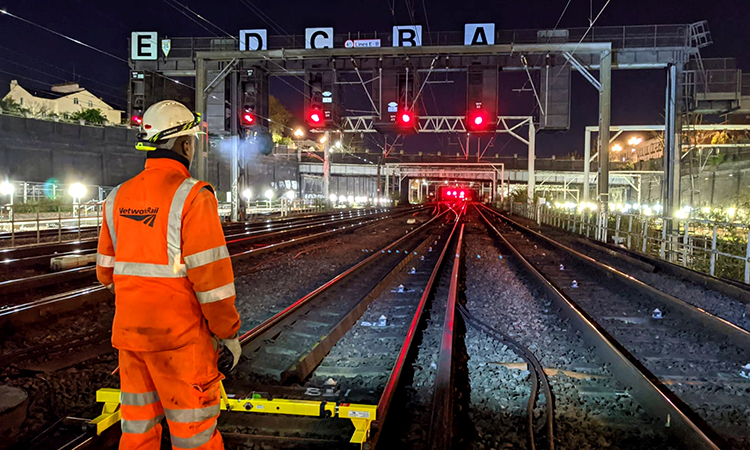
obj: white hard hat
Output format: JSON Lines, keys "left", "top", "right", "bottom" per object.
{"left": 136, "top": 100, "right": 201, "bottom": 151}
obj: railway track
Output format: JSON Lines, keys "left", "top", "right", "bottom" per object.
{"left": 0, "top": 208, "right": 387, "bottom": 279}
{"left": 478, "top": 204, "right": 750, "bottom": 450}
{"left": 24, "top": 204, "right": 460, "bottom": 450}
{"left": 0, "top": 208, "right": 409, "bottom": 324}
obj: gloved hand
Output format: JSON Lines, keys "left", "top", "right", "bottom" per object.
{"left": 217, "top": 334, "right": 242, "bottom": 373}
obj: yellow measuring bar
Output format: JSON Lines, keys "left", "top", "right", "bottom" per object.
{"left": 90, "top": 383, "right": 378, "bottom": 447}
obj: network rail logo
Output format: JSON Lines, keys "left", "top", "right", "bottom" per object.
{"left": 119, "top": 207, "right": 160, "bottom": 227}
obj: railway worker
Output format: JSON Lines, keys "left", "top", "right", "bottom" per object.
{"left": 96, "top": 100, "right": 241, "bottom": 450}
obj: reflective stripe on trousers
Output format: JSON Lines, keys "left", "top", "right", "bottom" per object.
{"left": 121, "top": 390, "right": 160, "bottom": 406}
{"left": 170, "top": 420, "right": 218, "bottom": 449}
{"left": 122, "top": 415, "right": 164, "bottom": 434}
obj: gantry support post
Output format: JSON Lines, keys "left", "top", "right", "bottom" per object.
{"left": 598, "top": 49, "right": 612, "bottom": 211}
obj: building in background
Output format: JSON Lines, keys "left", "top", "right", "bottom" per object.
{"left": 2, "top": 80, "right": 123, "bottom": 123}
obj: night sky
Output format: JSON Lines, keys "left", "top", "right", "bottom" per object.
{"left": 0, "top": 0, "right": 747, "bottom": 156}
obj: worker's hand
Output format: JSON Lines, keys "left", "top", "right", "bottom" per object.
{"left": 218, "top": 334, "right": 242, "bottom": 372}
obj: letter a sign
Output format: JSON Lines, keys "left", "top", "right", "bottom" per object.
{"left": 464, "top": 24, "right": 495, "bottom": 45}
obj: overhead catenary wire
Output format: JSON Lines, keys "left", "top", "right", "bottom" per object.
{"left": 166, "top": 0, "right": 236, "bottom": 40}
{"left": 0, "top": 55, "right": 125, "bottom": 107}
{"left": 0, "top": 44, "right": 127, "bottom": 99}
{"left": 163, "top": 0, "right": 220, "bottom": 37}
{"left": 0, "top": 9, "right": 128, "bottom": 64}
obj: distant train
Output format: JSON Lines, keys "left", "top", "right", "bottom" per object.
{"left": 436, "top": 186, "right": 479, "bottom": 202}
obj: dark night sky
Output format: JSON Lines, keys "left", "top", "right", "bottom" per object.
{"left": 0, "top": 0, "right": 747, "bottom": 156}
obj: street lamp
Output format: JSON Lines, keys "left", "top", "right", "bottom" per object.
{"left": 611, "top": 144, "right": 623, "bottom": 152}
{"left": 319, "top": 135, "right": 327, "bottom": 144}
{"left": 242, "top": 189, "right": 252, "bottom": 200}
{"left": 294, "top": 128, "right": 304, "bottom": 139}
{"left": 334, "top": 140, "right": 342, "bottom": 149}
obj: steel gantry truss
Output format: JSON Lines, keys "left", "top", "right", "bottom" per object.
{"left": 340, "top": 115, "right": 533, "bottom": 134}
{"left": 127, "top": 23, "right": 710, "bottom": 212}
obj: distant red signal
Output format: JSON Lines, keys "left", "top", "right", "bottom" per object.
{"left": 131, "top": 115, "right": 143, "bottom": 125}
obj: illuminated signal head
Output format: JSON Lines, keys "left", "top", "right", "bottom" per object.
{"left": 131, "top": 115, "right": 143, "bottom": 125}
{"left": 241, "top": 112, "right": 256, "bottom": 126}
{"left": 396, "top": 108, "right": 416, "bottom": 128}
{"left": 467, "top": 109, "right": 490, "bottom": 132}
{"left": 307, "top": 107, "right": 324, "bottom": 127}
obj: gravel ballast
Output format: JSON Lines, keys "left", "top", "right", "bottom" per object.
{"left": 462, "top": 214, "right": 677, "bottom": 450}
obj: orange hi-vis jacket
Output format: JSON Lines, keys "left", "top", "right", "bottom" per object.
{"left": 96, "top": 157, "right": 240, "bottom": 352}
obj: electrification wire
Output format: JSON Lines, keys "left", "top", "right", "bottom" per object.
{"left": 0, "top": 9, "right": 128, "bottom": 64}
{"left": 0, "top": 55, "right": 125, "bottom": 107}
{"left": 162, "top": 0, "right": 219, "bottom": 37}
{"left": 0, "top": 68, "right": 123, "bottom": 110}
{"left": 0, "top": 44, "right": 126, "bottom": 97}
{"left": 237, "top": 0, "right": 290, "bottom": 37}
{"left": 518, "top": 0, "right": 574, "bottom": 92}
{"left": 552, "top": 0, "right": 612, "bottom": 80}
{"left": 166, "top": 0, "right": 236, "bottom": 40}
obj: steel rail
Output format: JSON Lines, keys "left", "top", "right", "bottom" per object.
{"left": 371, "top": 208, "right": 463, "bottom": 447}
{"left": 0, "top": 208, "right": 412, "bottom": 298}
{"left": 1, "top": 208, "right": 419, "bottom": 328}
{"left": 482, "top": 205, "right": 750, "bottom": 350}
{"left": 427, "top": 215, "right": 465, "bottom": 450}
{"left": 0, "top": 208, "right": 390, "bottom": 267}
{"left": 238, "top": 207, "right": 449, "bottom": 347}
{"left": 475, "top": 204, "right": 722, "bottom": 450}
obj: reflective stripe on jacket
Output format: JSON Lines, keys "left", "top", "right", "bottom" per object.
{"left": 96, "top": 158, "right": 240, "bottom": 352}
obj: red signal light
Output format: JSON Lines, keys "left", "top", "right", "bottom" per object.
{"left": 132, "top": 115, "right": 142, "bottom": 125}
{"left": 307, "top": 108, "right": 324, "bottom": 127}
{"left": 396, "top": 108, "right": 416, "bottom": 128}
{"left": 242, "top": 113, "right": 256, "bottom": 126}
{"left": 467, "top": 109, "right": 490, "bottom": 132}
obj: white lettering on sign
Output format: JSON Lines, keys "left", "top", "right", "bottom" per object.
{"left": 240, "top": 29, "right": 267, "bottom": 51}
{"left": 131, "top": 32, "right": 158, "bottom": 60}
{"left": 305, "top": 27, "right": 334, "bottom": 49}
{"left": 393, "top": 25, "right": 422, "bottom": 47}
{"left": 345, "top": 39, "right": 381, "bottom": 48}
{"left": 464, "top": 23, "right": 495, "bottom": 45}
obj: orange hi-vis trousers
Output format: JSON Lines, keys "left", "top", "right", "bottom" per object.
{"left": 118, "top": 335, "right": 225, "bottom": 450}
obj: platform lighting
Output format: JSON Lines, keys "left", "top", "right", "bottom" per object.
{"left": 338, "top": 195, "right": 347, "bottom": 203}
{"left": 69, "top": 182, "right": 86, "bottom": 200}
{"left": 612, "top": 144, "right": 623, "bottom": 152}
{"left": 319, "top": 135, "right": 327, "bottom": 144}
{"left": 0, "top": 181, "right": 13, "bottom": 196}
{"left": 264, "top": 189, "right": 274, "bottom": 200}
{"left": 329, "top": 194, "right": 338, "bottom": 203}
{"left": 242, "top": 189, "right": 252, "bottom": 200}
{"left": 627, "top": 136, "right": 643, "bottom": 146}
{"left": 335, "top": 141, "right": 342, "bottom": 148}
{"left": 347, "top": 195, "right": 354, "bottom": 204}
{"left": 728, "top": 207, "right": 736, "bottom": 218}
{"left": 285, "top": 191, "right": 295, "bottom": 200}
{"left": 702, "top": 207, "right": 711, "bottom": 214}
